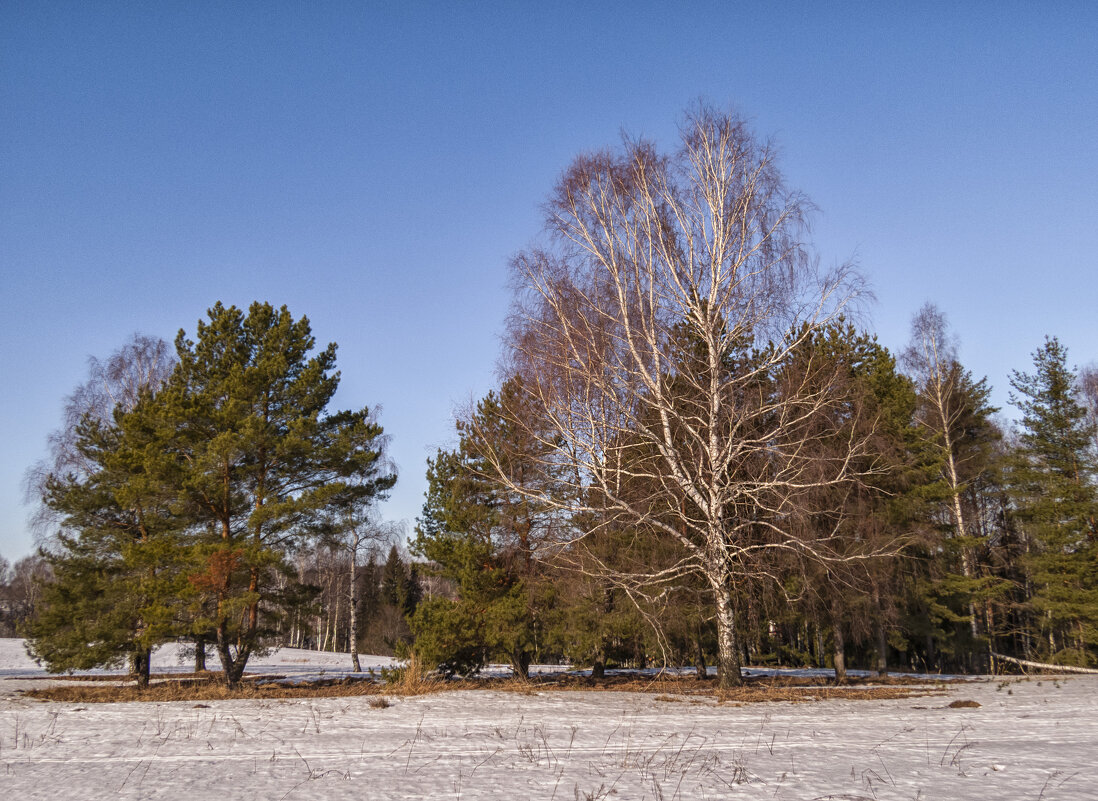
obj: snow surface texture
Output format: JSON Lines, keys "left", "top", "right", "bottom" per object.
{"left": 1, "top": 639, "right": 1095, "bottom": 800}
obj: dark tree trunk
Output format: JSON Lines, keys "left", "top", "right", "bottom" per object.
{"left": 132, "top": 648, "right": 151, "bottom": 688}
{"left": 695, "top": 633, "right": 707, "bottom": 680}
{"left": 512, "top": 650, "right": 531, "bottom": 680}
{"left": 194, "top": 634, "right": 207, "bottom": 672}
{"left": 216, "top": 625, "right": 252, "bottom": 689}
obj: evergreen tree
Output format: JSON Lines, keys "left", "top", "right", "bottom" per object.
{"left": 902, "top": 304, "right": 1009, "bottom": 671}
{"left": 411, "top": 377, "right": 563, "bottom": 677}
{"left": 780, "top": 323, "right": 919, "bottom": 680}
{"left": 151, "top": 302, "right": 394, "bottom": 686}
{"left": 26, "top": 304, "right": 393, "bottom": 687}
{"left": 1008, "top": 337, "right": 1098, "bottom": 665}
{"left": 25, "top": 404, "right": 189, "bottom": 686}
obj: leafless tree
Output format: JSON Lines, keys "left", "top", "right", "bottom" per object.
{"left": 1079, "top": 363, "right": 1098, "bottom": 459}
{"left": 342, "top": 516, "right": 401, "bottom": 671}
{"left": 485, "top": 105, "right": 875, "bottom": 687}
{"left": 24, "top": 333, "right": 176, "bottom": 540}
{"left": 0, "top": 554, "right": 52, "bottom": 636}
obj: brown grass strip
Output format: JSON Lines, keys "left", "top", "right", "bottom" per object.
{"left": 23, "top": 669, "right": 951, "bottom": 705}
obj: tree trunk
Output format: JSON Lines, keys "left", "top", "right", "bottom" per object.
{"left": 216, "top": 624, "right": 251, "bottom": 689}
{"left": 695, "top": 630, "right": 707, "bottom": 680}
{"left": 132, "top": 648, "right": 151, "bottom": 688}
{"left": 194, "top": 634, "right": 207, "bottom": 672}
{"left": 832, "top": 614, "right": 846, "bottom": 684}
{"left": 875, "top": 619, "right": 888, "bottom": 676}
{"left": 714, "top": 582, "right": 743, "bottom": 688}
{"left": 349, "top": 544, "right": 361, "bottom": 673}
{"left": 512, "top": 650, "right": 531, "bottom": 680}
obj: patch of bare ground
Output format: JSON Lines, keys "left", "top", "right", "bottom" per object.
{"left": 23, "top": 668, "right": 952, "bottom": 704}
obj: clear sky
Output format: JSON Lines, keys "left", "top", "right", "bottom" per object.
{"left": 2, "top": 2, "right": 1096, "bottom": 560}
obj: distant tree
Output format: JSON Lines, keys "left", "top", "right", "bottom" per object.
{"left": 339, "top": 518, "right": 397, "bottom": 671}
{"left": 1008, "top": 337, "right": 1098, "bottom": 665}
{"left": 1079, "top": 364, "right": 1098, "bottom": 458}
{"left": 0, "top": 555, "right": 51, "bottom": 637}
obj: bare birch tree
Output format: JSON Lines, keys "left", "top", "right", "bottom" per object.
{"left": 1079, "top": 364, "right": 1098, "bottom": 459}
{"left": 25, "top": 333, "right": 176, "bottom": 539}
{"left": 485, "top": 105, "right": 874, "bottom": 688}
{"left": 342, "top": 516, "right": 400, "bottom": 671}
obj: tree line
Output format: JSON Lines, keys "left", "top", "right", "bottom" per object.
{"left": 16, "top": 105, "right": 1098, "bottom": 688}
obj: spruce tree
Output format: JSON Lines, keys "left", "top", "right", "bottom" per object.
{"left": 778, "top": 323, "right": 918, "bottom": 680}
{"left": 1009, "top": 337, "right": 1098, "bottom": 665}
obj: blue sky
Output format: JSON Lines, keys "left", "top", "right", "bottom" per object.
{"left": 2, "top": 2, "right": 1096, "bottom": 560}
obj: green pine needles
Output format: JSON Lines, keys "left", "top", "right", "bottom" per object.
{"left": 27, "top": 302, "right": 394, "bottom": 687}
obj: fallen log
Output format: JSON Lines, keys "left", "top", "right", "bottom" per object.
{"left": 992, "top": 653, "right": 1098, "bottom": 675}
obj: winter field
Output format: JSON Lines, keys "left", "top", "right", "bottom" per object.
{"left": 1, "top": 639, "right": 1095, "bottom": 800}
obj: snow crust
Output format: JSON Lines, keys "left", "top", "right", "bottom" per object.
{"left": 2, "top": 637, "right": 1095, "bottom": 800}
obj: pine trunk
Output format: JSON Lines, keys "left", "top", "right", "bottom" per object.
{"left": 132, "top": 648, "right": 151, "bottom": 688}
{"left": 194, "top": 634, "right": 207, "bottom": 672}
{"left": 512, "top": 650, "right": 531, "bottom": 680}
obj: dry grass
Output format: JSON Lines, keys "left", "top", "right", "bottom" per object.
{"left": 22, "top": 667, "right": 951, "bottom": 705}
{"left": 715, "top": 684, "right": 941, "bottom": 704}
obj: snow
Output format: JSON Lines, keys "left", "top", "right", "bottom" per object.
{"left": 0, "top": 638, "right": 400, "bottom": 688}
{"left": 2, "top": 638, "right": 1095, "bottom": 800}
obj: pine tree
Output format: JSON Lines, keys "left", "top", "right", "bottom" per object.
{"left": 779, "top": 323, "right": 918, "bottom": 680}
{"left": 137, "top": 302, "right": 392, "bottom": 686}
{"left": 25, "top": 405, "right": 189, "bottom": 686}
{"left": 410, "top": 377, "right": 562, "bottom": 677}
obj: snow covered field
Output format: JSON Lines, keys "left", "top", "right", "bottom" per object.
{"left": 2, "top": 639, "right": 1095, "bottom": 800}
